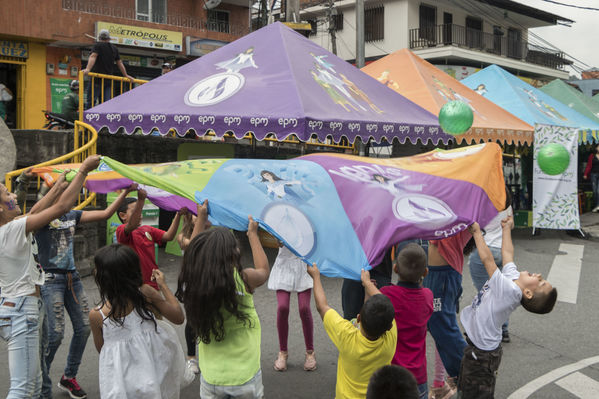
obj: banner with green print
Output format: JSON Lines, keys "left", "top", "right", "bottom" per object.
{"left": 49, "top": 78, "right": 71, "bottom": 113}
{"left": 533, "top": 124, "right": 580, "bottom": 230}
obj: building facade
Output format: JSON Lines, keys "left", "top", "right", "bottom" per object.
{"left": 0, "top": 0, "right": 251, "bottom": 129}
{"left": 300, "top": 0, "right": 572, "bottom": 84}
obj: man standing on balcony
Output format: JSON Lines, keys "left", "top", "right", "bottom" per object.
{"left": 82, "top": 29, "right": 134, "bottom": 109}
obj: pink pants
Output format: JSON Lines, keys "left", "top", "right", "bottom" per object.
{"left": 276, "top": 289, "right": 314, "bottom": 352}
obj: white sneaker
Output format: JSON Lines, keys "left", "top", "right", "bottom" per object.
{"left": 593, "top": 206, "right": 599, "bottom": 213}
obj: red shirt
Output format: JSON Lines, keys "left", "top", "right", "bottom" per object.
{"left": 429, "top": 230, "right": 472, "bottom": 274}
{"left": 116, "top": 224, "right": 165, "bottom": 290}
{"left": 381, "top": 283, "right": 433, "bottom": 384}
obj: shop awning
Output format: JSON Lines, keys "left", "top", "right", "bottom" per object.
{"left": 462, "top": 65, "right": 599, "bottom": 144}
{"left": 361, "top": 49, "right": 534, "bottom": 145}
{"left": 84, "top": 22, "right": 452, "bottom": 145}
{"left": 540, "top": 79, "right": 599, "bottom": 123}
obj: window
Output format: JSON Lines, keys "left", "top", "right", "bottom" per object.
{"left": 136, "top": 0, "right": 167, "bottom": 23}
{"left": 332, "top": 13, "right": 343, "bottom": 31}
{"left": 308, "top": 19, "right": 318, "bottom": 36}
{"left": 365, "top": 5, "right": 384, "bottom": 42}
{"left": 419, "top": 4, "right": 436, "bottom": 42}
{"left": 207, "top": 10, "right": 230, "bottom": 33}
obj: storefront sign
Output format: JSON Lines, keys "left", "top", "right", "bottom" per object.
{"left": 0, "top": 40, "right": 28, "bottom": 58}
{"left": 96, "top": 22, "right": 182, "bottom": 52}
{"left": 186, "top": 37, "right": 228, "bottom": 57}
{"left": 49, "top": 78, "right": 71, "bottom": 113}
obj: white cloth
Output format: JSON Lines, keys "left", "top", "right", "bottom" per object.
{"left": 482, "top": 206, "right": 513, "bottom": 249}
{"left": 99, "top": 309, "right": 185, "bottom": 399}
{"left": 460, "top": 262, "right": 522, "bottom": 350}
{"left": 267, "top": 246, "right": 313, "bottom": 292}
{"left": 0, "top": 217, "right": 44, "bottom": 298}
{"left": 0, "top": 83, "right": 12, "bottom": 101}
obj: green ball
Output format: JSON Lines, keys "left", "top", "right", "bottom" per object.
{"left": 438, "top": 100, "right": 474, "bottom": 135}
{"left": 537, "top": 143, "right": 570, "bottom": 176}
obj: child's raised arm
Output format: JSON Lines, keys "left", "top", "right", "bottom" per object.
{"left": 191, "top": 200, "right": 209, "bottom": 240}
{"left": 123, "top": 188, "right": 146, "bottom": 234}
{"left": 307, "top": 263, "right": 331, "bottom": 320}
{"left": 141, "top": 269, "right": 185, "bottom": 325}
{"left": 161, "top": 208, "right": 182, "bottom": 242}
{"left": 501, "top": 216, "right": 515, "bottom": 266}
{"left": 362, "top": 269, "right": 382, "bottom": 301}
{"left": 468, "top": 222, "right": 498, "bottom": 279}
{"left": 80, "top": 183, "right": 137, "bottom": 223}
{"left": 242, "top": 216, "right": 270, "bottom": 291}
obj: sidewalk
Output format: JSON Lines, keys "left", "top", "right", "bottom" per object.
{"left": 580, "top": 211, "right": 599, "bottom": 239}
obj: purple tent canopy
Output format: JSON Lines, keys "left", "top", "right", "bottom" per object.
{"left": 84, "top": 22, "right": 452, "bottom": 144}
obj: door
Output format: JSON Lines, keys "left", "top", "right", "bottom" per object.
{"left": 443, "top": 13, "right": 453, "bottom": 44}
{"left": 419, "top": 4, "right": 437, "bottom": 44}
{"left": 507, "top": 28, "right": 522, "bottom": 59}
{"left": 465, "top": 17, "right": 482, "bottom": 49}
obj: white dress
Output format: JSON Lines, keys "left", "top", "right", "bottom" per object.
{"left": 98, "top": 309, "right": 185, "bottom": 399}
{"left": 267, "top": 246, "right": 313, "bottom": 292}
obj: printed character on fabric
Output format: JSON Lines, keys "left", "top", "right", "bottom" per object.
{"left": 457, "top": 342, "right": 502, "bottom": 399}
{"left": 36, "top": 211, "right": 82, "bottom": 272}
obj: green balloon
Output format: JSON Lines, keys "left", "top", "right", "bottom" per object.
{"left": 438, "top": 100, "right": 474, "bottom": 135}
{"left": 537, "top": 143, "right": 570, "bottom": 176}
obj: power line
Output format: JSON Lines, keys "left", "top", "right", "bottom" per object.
{"left": 538, "top": 0, "right": 599, "bottom": 11}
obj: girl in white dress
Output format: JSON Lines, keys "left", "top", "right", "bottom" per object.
{"left": 89, "top": 244, "right": 187, "bottom": 399}
{"left": 268, "top": 245, "right": 316, "bottom": 371}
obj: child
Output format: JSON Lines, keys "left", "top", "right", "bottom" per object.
{"left": 306, "top": 264, "right": 397, "bottom": 399}
{"left": 458, "top": 218, "right": 557, "bottom": 398}
{"left": 468, "top": 187, "right": 513, "bottom": 343}
{"left": 367, "top": 365, "right": 419, "bottom": 399}
{"left": 379, "top": 243, "right": 433, "bottom": 399}
{"left": 116, "top": 188, "right": 181, "bottom": 289}
{"left": 36, "top": 182, "right": 138, "bottom": 399}
{"left": 269, "top": 244, "right": 315, "bottom": 372}
{"left": 176, "top": 202, "right": 270, "bottom": 398}
{"left": 424, "top": 230, "right": 474, "bottom": 398}
{"left": 0, "top": 154, "right": 100, "bottom": 398}
{"left": 88, "top": 243, "right": 186, "bottom": 399}
{"left": 176, "top": 208, "right": 200, "bottom": 375}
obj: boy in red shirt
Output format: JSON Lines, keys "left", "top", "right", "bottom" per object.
{"left": 116, "top": 188, "right": 181, "bottom": 289}
{"left": 380, "top": 243, "right": 433, "bottom": 399}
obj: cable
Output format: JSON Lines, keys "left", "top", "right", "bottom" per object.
{"left": 538, "top": 0, "right": 599, "bottom": 11}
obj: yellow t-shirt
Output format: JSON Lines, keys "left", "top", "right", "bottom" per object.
{"left": 323, "top": 308, "right": 397, "bottom": 399}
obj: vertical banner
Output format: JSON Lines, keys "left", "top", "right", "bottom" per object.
{"left": 49, "top": 78, "right": 71, "bottom": 113}
{"left": 533, "top": 124, "right": 580, "bottom": 230}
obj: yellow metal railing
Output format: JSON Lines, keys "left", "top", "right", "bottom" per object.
{"left": 5, "top": 121, "right": 98, "bottom": 212}
{"left": 78, "top": 71, "right": 149, "bottom": 120}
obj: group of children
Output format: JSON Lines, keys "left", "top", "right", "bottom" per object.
{"left": 0, "top": 153, "right": 559, "bottom": 399}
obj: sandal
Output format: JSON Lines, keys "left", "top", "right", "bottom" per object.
{"left": 274, "top": 351, "right": 288, "bottom": 371}
{"left": 303, "top": 350, "right": 317, "bottom": 371}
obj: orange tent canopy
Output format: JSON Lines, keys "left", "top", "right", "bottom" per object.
{"left": 362, "top": 49, "right": 534, "bottom": 145}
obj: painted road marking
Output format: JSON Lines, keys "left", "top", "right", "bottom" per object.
{"left": 546, "top": 243, "right": 584, "bottom": 304}
{"left": 508, "top": 356, "right": 599, "bottom": 399}
{"left": 555, "top": 371, "right": 599, "bottom": 398}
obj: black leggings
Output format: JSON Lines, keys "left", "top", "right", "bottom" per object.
{"left": 185, "top": 322, "right": 196, "bottom": 357}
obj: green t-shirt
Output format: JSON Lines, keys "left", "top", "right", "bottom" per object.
{"left": 198, "top": 269, "right": 261, "bottom": 386}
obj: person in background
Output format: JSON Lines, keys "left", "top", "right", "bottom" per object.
{"left": 82, "top": 29, "right": 134, "bottom": 109}
{"left": 583, "top": 143, "right": 599, "bottom": 212}
{"left": 0, "top": 81, "right": 13, "bottom": 122}
{"left": 367, "top": 365, "right": 419, "bottom": 399}
{"left": 61, "top": 80, "right": 79, "bottom": 123}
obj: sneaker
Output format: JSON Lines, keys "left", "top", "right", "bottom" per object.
{"left": 274, "top": 351, "right": 288, "bottom": 371}
{"left": 428, "top": 383, "right": 456, "bottom": 399}
{"left": 186, "top": 358, "right": 200, "bottom": 375}
{"left": 303, "top": 350, "right": 317, "bottom": 371}
{"left": 593, "top": 206, "right": 599, "bottom": 213}
{"left": 502, "top": 330, "right": 511, "bottom": 343}
{"left": 57, "top": 376, "right": 87, "bottom": 399}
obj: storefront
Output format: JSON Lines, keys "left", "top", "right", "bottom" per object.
{"left": 0, "top": 39, "right": 46, "bottom": 129}
{"left": 81, "top": 22, "right": 184, "bottom": 81}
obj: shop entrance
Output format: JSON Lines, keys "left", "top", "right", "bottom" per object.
{"left": 0, "top": 62, "right": 19, "bottom": 128}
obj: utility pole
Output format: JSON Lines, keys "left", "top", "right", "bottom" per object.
{"left": 286, "top": 0, "right": 299, "bottom": 22}
{"left": 327, "top": 0, "right": 337, "bottom": 55}
{"left": 355, "top": 0, "right": 365, "bottom": 68}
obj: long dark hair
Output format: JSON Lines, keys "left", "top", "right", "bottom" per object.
{"left": 176, "top": 227, "right": 252, "bottom": 344}
{"left": 93, "top": 244, "right": 157, "bottom": 329}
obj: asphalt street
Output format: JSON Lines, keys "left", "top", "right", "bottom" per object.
{"left": 1, "top": 226, "right": 599, "bottom": 398}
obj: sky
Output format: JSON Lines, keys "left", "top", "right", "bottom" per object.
{"left": 513, "top": 0, "right": 599, "bottom": 78}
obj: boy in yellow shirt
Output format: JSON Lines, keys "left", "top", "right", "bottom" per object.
{"left": 307, "top": 264, "right": 397, "bottom": 398}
